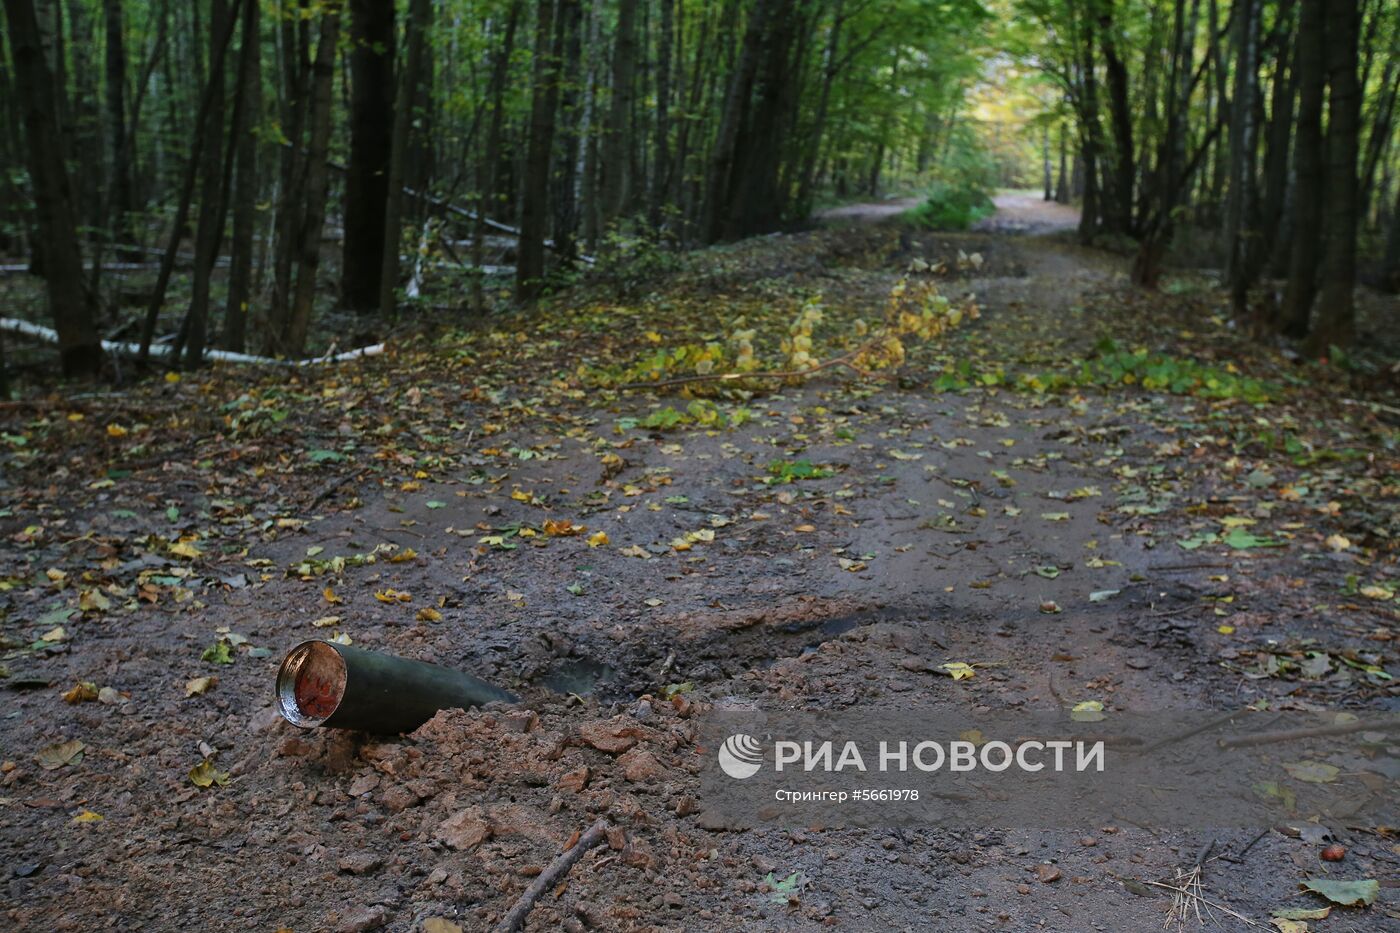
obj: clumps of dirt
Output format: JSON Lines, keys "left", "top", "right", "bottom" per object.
{"left": 270, "top": 696, "right": 728, "bottom": 930}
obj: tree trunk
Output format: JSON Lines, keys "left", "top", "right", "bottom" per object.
{"left": 1099, "top": 0, "right": 1135, "bottom": 234}
{"left": 103, "top": 0, "right": 135, "bottom": 256}
{"left": 1383, "top": 180, "right": 1400, "bottom": 292}
{"left": 183, "top": 0, "right": 232, "bottom": 369}
{"left": 552, "top": 0, "right": 584, "bottom": 263}
{"left": 600, "top": 0, "right": 637, "bottom": 226}
{"left": 1224, "top": 0, "right": 1260, "bottom": 299}
{"left": 702, "top": 0, "right": 769, "bottom": 243}
{"left": 3, "top": 0, "right": 103, "bottom": 376}
{"left": 649, "top": 0, "right": 674, "bottom": 228}
{"left": 376, "top": 0, "right": 428, "bottom": 317}
{"left": 342, "top": 0, "right": 396, "bottom": 313}
{"left": 1279, "top": 0, "right": 1325, "bottom": 338}
{"left": 222, "top": 0, "right": 259, "bottom": 352}
{"left": 1307, "top": 0, "right": 1360, "bottom": 354}
{"left": 264, "top": 0, "right": 311, "bottom": 354}
{"left": 284, "top": 1, "right": 341, "bottom": 355}
{"left": 471, "top": 0, "right": 522, "bottom": 312}
{"left": 516, "top": 0, "right": 561, "bottom": 300}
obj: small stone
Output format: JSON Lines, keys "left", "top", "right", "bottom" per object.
{"left": 1035, "top": 864, "right": 1062, "bottom": 884}
{"left": 617, "top": 748, "right": 665, "bottom": 782}
{"left": 337, "top": 852, "right": 383, "bottom": 876}
{"left": 348, "top": 772, "right": 380, "bottom": 797}
{"left": 1017, "top": 884, "right": 1031, "bottom": 895}
{"left": 500, "top": 710, "right": 539, "bottom": 733}
{"left": 335, "top": 905, "right": 390, "bottom": 933}
{"left": 379, "top": 783, "right": 422, "bottom": 814}
{"left": 435, "top": 809, "right": 491, "bottom": 851}
{"left": 577, "top": 719, "right": 642, "bottom": 754}
{"left": 555, "top": 766, "right": 590, "bottom": 793}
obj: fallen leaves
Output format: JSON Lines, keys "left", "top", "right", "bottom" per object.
{"left": 189, "top": 758, "right": 230, "bottom": 789}
{"left": 36, "top": 739, "right": 86, "bottom": 770}
{"left": 185, "top": 675, "right": 217, "bottom": 697}
{"left": 1299, "top": 878, "right": 1378, "bottom": 907}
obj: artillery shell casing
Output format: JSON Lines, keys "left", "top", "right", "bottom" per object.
{"left": 276, "top": 640, "right": 517, "bottom": 733}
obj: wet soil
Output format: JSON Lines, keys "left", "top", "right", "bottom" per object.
{"left": 2, "top": 197, "right": 1398, "bottom": 932}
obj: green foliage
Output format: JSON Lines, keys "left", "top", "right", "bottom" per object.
{"left": 905, "top": 180, "right": 995, "bottom": 231}
{"left": 629, "top": 401, "right": 753, "bottom": 431}
{"left": 764, "top": 458, "right": 834, "bottom": 484}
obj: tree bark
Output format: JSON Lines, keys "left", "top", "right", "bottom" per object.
{"left": 284, "top": 1, "right": 341, "bottom": 355}
{"left": 223, "top": 0, "right": 259, "bottom": 352}
{"left": 551, "top": 0, "right": 584, "bottom": 263}
{"left": 103, "top": 0, "right": 135, "bottom": 256}
{"left": 471, "top": 0, "right": 523, "bottom": 313}
{"left": 600, "top": 0, "right": 637, "bottom": 224}
{"left": 183, "top": 0, "right": 232, "bottom": 369}
{"left": 3, "top": 0, "right": 103, "bottom": 376}
{"left": 1099, "top": 0, "right": 1135, "bottom": 235}
{"left": 1279, "top": 0, "right": 1325, "bottom": 338}
{"left": 377, "top": 0, "right": 428, "bottom": 317}
{"left": 342, "top": 0, "right": 395, "bottom": 313}
{"left": 649, "top": 0, "right": 674, "bottom": 228}
{"left": 1307, "top": 0, "right": 1360, "bottom": 354}
{"left": 516, "top": 0, "right": 561, "bottom": 300}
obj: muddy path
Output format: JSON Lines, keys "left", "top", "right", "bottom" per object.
{"left": 2, "top": 210, "right": 1397, "bottom": 931}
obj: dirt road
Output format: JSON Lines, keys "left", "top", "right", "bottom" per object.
{"left": 2, "top": 210, "right": 1396, "bottom": 931}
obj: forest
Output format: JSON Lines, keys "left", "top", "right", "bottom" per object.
{"left": 2, "top": 1, "right": 1399, "bottom": 931}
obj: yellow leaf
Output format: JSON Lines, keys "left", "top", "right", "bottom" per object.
{"left": 164, "top": 372, "right": 181, "bottom": 384}
{"left": 1325, "top": 534, "right": 1351, "bottom": 552}
{"left": 1071, "top": 701, "right": 1105, "bottom": 722}
{"left": 185, "top": 676, "right": 217, "bottom": 697}
{"left": 40, "top": 625, "right": 69, "bottom": 643}
{"left": 330, "top": 631, "right": 353, "bottom": 645}
{"left": 106, "top": 423, "right": 128, "bottom": 437}
{"left": 587, "top": 531, "right": 609, "bottom": 548}
{"left": 543, "top": 518, "right": 585, "bottom": 536}
{"left": 170, "top": 540, "right": 203, "bottom": 560}
{"left": 389, "top": 548, "right": 418, "bottom": 563}
{"left": 511, "top": 489, "right": 533, "bottom": 502}
{"left": 62, "top": 682, "right": 98, "bottom": 704}
{"left": 416, "top": 607, "right": 442, "bottom": 622}
{"left": 323, "top": 587, "right": 343, "bottom": 604}
{"left": 1360, "top": 585, "right": 1393, "bottom": 601}
{"left": 72, "top": 809, "right": 104, "bottom": 823}
{"left": 401, "top": 481, "right": 422, "bottom": 492}
{"left": 940, "top": 662, "right": 976, "bottom": 681}
{"left": 311, "top": 615, "right": 341, "bottom": 628}
{"left": 189, "top": 758, "right": 229, "bottom": 788}
{"left": 374, "top": 589, "right": 411, "bottom": 603}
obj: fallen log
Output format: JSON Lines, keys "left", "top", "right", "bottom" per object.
{"left": 0, "top": 318, "right": 384, "bottom": 367}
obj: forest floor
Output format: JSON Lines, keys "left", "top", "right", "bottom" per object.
{"left": 2, "top": 197, "right": 1399, "bottom": 932}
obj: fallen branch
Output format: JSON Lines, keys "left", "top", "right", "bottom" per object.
{"left": 1217, "top": 717, "right": 1400, "bottom": 749}
{"left": 495, "top": 819, "right": 609, "bottom": 933}
{"left": 0, "top": 318, "right": 383, "bottom": 367}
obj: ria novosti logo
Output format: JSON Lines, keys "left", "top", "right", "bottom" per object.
{"left": 717, "top": 734, "right": 764, "bottom": 779}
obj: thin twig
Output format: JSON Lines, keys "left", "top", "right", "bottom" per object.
{"left": 495, "top": 819, "right": 610, "bottom": 933}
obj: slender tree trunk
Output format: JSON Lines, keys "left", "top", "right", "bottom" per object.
{"left": 183, "top": 0, "right": 232, "bottom": 369}
{"left": 285, "top": 1, "right": 341, "bottom": 355}
{"left": 471, "top": 0, "right": 522, "bottom": 312}
{"left": 377, "top": 0, "right": 428, "bottom": 317}
{"left": 342, "top": 0, "right": 395, "bottom": 313}
{"left": 1056, "top": 121, "right": 1070, "bottom": 203}
{"left": 4, "top": 0, "right": 103, "bottom": 376}
{"left": 1279, "top": 0, "right": 1325, "bottom": 338}
{"left": 1383, "top": 180, "right": 1400, "bottom": 292}
{"left": 1307, "top": 0, "right": 1360, "bottom": 354}
{"left": 1099, "top": 0, "right": 1135, "bottom": 234}
{"left": 264, "top": 0, "right": 310, "bottom": 354}
{"left": 552, "top": 0, "right": 584, "bottom": 263}
{"left": 702, "top": 0, "right": 769, "bottom": 243}
{"left": 516, "top": 0, "right": 561, "bottom": 300}
{"left": 601, "top": 0, "right": 637, "bottom": 226}
{"left": 138, "top": 0, "right": 242, "bottom": 360}
{"left": 103, "top": 0, "right": 135, "bottom": 256}
{"left": 1226, "top": 0, "right": 1271, "bottom": 298}
{"left": 648, "top": 0, "right": 674, "bottom": 229}
{"left": 222, "top": 0, "right": 259, "bottom": 352}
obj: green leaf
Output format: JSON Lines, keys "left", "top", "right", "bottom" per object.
{"left": 308, "top": 449, "right": 346, "bottom": 463}
{"left": 1222, "top": 528, "right": 1284, "bottom": 549}
{"left": 201, "top": 641, "right": 234, "bottom": 665}
{"left": 1300, "top": 878, "right": 1378, "bottom": 907}
{"left": 426, "top": 500, "right": 446, "bottom": 509}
